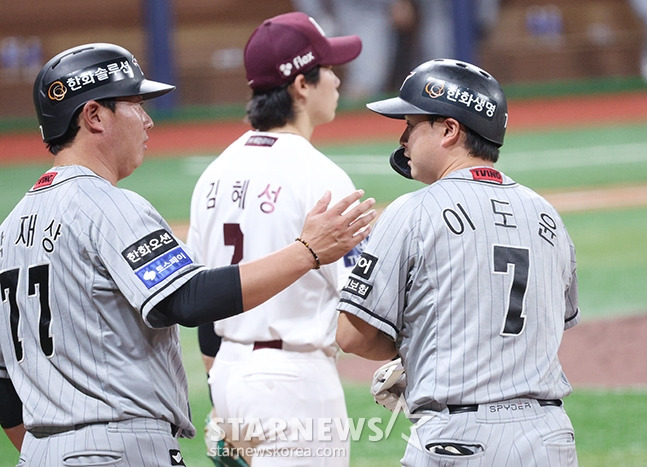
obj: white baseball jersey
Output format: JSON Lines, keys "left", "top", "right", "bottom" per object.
{"left": 0, "top": 165, "right": 203, "bottom": 438}
{"left": 187, "top": 130, "right": 362, "bottom": 353}
{"left": 338, "top": 167, "right": 580, "bottom": 413}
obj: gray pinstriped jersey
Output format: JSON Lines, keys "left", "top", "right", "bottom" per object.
{"left": 0, "top": 166, "right": 202, "bottom": 437}
{"left": 338, "top": 167, "right": 580, "bottom": 413}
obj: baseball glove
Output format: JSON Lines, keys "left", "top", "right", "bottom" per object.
{"left": 371, "top": 357, "right": 406, "bottom": 412}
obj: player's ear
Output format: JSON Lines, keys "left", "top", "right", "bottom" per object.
{"left": 80, "top": 100, "right": 105, "bottom": 134}
{"left": 440, "top": 118, "right": 462, "bottom": 147}
{"left": 290, "top": 74, "right": 309, "bottom": 100}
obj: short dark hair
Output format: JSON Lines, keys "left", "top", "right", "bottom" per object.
{"left": 428, "top": 116, "right": 500, "bottom": 163}
{"left": 246, "top": 66, "right": 321, "bottom": 131}
{"left": 47, "top": 98, "right": 117, "bottom": 155}
{"left": 463, "top": 125, "right": 500, "bottom": 163}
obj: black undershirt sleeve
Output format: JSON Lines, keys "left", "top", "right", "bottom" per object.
{"left": 0, "top": 377, "right": 23, "bottom": 429}
{"left": 198, "top": 323, "right": 222, "bottom": 357}
{"left": 149, "top": 265, "right": 243, "bottom": 328}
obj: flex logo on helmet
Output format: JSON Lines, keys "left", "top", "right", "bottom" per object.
{"left": 47, "top": 81, "right": 67, "bottom": 101}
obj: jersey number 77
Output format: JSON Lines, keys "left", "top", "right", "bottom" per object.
{"left": 1, "top": 264, "right": 54, "bottom": 362}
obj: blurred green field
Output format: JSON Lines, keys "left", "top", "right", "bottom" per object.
{"left": 1, "top": 120, "right": 647, "bottom": 465}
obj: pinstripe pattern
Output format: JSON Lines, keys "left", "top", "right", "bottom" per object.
{"left": 338, "top": 167, "right": 579, "bottom": 465}
{"left": 400, "top": 403, "right": 576, "bottom": 466}
{"left": 1, "top": 166, "right": 202, "bottom": 463}
{"left": 18, "top": 419, "right": 184, "bottom": 466}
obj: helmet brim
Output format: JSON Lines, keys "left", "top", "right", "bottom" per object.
{"left": 366, "top": 97, "right": 430, "bottom": 120}
{"left": 138, "top": 79, "right": 176, "bottom": 100}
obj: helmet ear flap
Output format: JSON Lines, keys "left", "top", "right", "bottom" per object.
{"left": 389, "top": 146, "right": 412, "bottom": 179}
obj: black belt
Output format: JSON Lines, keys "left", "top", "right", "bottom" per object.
{"left": 253, "top": 339, "right": 283, "bottom": 350}
{"left": 447, "top": 399, "right": 562, "bottom": 414}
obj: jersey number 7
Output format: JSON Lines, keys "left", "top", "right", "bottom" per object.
{"left": 493, "top": 245, "right": 530, "bottom": 337}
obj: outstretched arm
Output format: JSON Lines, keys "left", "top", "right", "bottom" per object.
{"left": 239, "top": 190, "right": 376, "bottom": 310}
{"left": 154, "top": 190, "right": 376, "bottom": 326}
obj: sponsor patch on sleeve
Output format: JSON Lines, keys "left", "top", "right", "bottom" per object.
{"left": 342, "top": 277, "right": 373, "bottom": 299}
{"left": 351, "top": 253, "right": 378, "bottom": 279}
{"left": 33, "top": 171, "right": 58, "bottom": 189}
{"left": 343, "top": 237, "right": 369, "bottom": 268}
{"left": 135, "top": 246, "right": 193, "bottom": 289}
{"left": 122, "top": 229, "right": 180, "bottom": 270}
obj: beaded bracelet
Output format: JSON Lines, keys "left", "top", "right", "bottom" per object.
{"left": 295, "top": 237, "right": 321, "bottom": 269}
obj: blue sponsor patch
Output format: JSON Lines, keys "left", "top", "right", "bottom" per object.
{"left": 343, "top": 245, "right": 362, "bottom": 268}
{"left": 135, "top": 246, "right": 193, "bottom": 289}
{"left": 343, "top": 237, "right": 369, "bottom": 268}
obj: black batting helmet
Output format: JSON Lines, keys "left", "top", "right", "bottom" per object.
{"left": 367, "top": 59, "right": 508, "bottom": 179}
{"left": 367, "top": 58, "right": 508, "bottom": 146}
{"left": 33, "top": 43, "right": 175, "bottom": 143}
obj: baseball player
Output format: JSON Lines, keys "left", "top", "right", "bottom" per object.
{"left": 335, "top": 59, "right": 580, "bottom": 466}
{"left": 187, "top": 12, "right": 362, "bottom": 466}
{"left": 0, "top": 42, "right": 375, "bottom": 466}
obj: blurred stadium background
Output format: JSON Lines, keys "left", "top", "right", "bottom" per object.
{"left": 1, "top": 0, "right": 647, "bottom": 120}
{"left": 2, "top": 0, "right": 647, "bottom": 466}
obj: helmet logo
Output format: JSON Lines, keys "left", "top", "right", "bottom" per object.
{"left": 132, "top": 56, "right": 143, "bottom": 74}
{"left": 47, "top": 81, "right": 68, "bottom": 101}
{"left": 420, "top": 80, "right": 498, "bottom": 122}
{"left": 424, "top": 81, "right": 445, "bottom": 99}
{"left": 400, "top": 71, "right": 416, "bottom": 91}
{"left": 44, "top": 58, "right": 136, "bottom": 105}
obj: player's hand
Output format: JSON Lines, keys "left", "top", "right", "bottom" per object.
{"left": 371, "top": 358, "right": 406, "bottom": 412}
{"left": 300, "top": 190, "right": 376, "bottom": 265}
